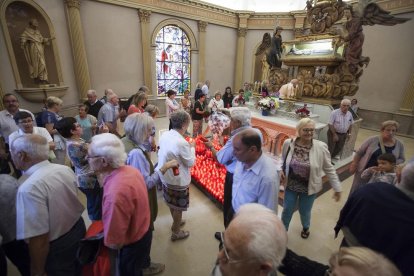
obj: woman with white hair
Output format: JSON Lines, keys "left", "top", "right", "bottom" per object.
{"left": 125, "top": 113, "right": 178, "bottom": 274}
{"left": 280, "top": 118, "right": 341, "bottom": 238}
{"left": 157, "top": 111, "right": 195, "bottom": 241}
{"left": 88, "top": 133, "right": 151, "bottom": 275}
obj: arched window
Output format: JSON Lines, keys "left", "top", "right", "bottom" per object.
{"left": 155, "top": 25, "right": 191, "bottom": 96}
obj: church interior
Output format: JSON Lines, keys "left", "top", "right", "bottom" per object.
{"left": 1, "top": 0, "right": 414, "bottom": 275}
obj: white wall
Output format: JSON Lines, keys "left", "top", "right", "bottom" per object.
{"left": 82, "top": 0, "right": 143, "bottom": 98}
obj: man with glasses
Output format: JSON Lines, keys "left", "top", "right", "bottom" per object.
{"left": 328, "top": 98, "right": 353, "bottom": 160}
{"left": 0, "top": 94, "right": 35, "bottom": 173}
{"left": 211, "top": 203, "right": 287, "bottom": 276}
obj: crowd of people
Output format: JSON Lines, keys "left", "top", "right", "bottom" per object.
{"left": 0, "top": 86, "right": 413, "bottom": 276}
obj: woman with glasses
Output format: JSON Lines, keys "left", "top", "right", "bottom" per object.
{"left": 55, "top": 117, "right": 102, "bottom": 221}
{"left": 9, "top": 111, "right": 56, "bottom": 160}
{"left": 280, "top": 118, "right": 341, "bottom": 239}
{"left": 348, "top": 120, "right": 405, "bottom": 195}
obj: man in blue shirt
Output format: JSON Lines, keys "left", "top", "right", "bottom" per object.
{"left": 231, "top": 129, "right": 279, "bottom": 218}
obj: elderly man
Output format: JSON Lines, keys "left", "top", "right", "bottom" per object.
{"left": 11, "top": 134, "right": 85, "bottom": 276}
{"left": 97, "top": 91, "right": 120, "bottom": 136}
{"left": 231, "top": 129, "right": 279, "bottom": 221}
{"left": 0, "top": 174, "right": 30, "bottom": 276}
{"left": 88, "top": 133, "right": 151, "bottom": 275}
{"left": 279, "top": 79, "right": 299, "bottom": 99}
{"left": 0, "top": 94, "right": 35, "bottom": 174}
{"left": 212, "top": 203, "right": 287, "bottom": 276}
{"left": 205, "top": 107, "right": 255, "bottom": 228}
{"left": 202, "top": 80, "right": 211, "bottom": 99}
{"left": 328, "top": 99, "right": 353, "bottom": 159}
{"left": 84, "top": 89, "right": 103, "bottom": 118}
{"left": 334, "top": 161, "right": 414, "bottom": 276}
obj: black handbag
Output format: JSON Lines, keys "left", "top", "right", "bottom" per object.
{"left": 76, "top": 232, "right": 104, "bottom": 265}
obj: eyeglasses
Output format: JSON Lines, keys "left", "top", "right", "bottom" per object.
{"left": 18, "top": 119, "right": 33, "bottom": 125}
{"left": 302, "top": 128, "right": 315, "bottom": 133}
{"left": 220, "top": 232, "right": 252, "bottom": 264}
{"left": 86, "top": 155, "right": 102, "bottom": 160}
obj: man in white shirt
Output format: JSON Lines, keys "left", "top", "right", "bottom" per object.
{"left": 202, "top": 80, "right": 211, "bottom": 99}
{"left": 11, "top": 134, "right": 85, "bottom": 276}
{"left": 328, "top": 99, "right": 353, "bottom": 159}
{"left": 97, "top": 91, "right": 121, "bottom": 137}
{"left": 0, "top": 93, "right": 35, "bottom": 174}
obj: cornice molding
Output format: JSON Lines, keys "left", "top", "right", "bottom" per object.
{"left": 93, "top": 0, "right": 414, "bottom": 30}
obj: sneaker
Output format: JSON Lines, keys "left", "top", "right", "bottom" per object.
{"left": 143, "top": 262, "right": 165, "bottom": 275}
{"left": 170, "top": 220, "right": 186, "bottom": 231}
{"left": 171, "top": 230, "right": 190, "bottom": 241}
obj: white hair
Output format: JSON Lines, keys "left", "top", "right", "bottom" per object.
{"left": 123, "top": 113, "right": 154, "bottom": 145}
{"left": 235, "top": 204, "right": 287, "bottom": 272}
{"left": 400, "top": 162, "right": 414, "bottom": 192}
{"left": 341, "top": 98, "right": 351, "bottom": 105}
{"left": 296, "top": 118, "right": 315, "bottom": 137}
{"left": 89, "top": 133, "right": 127, "bottom": 168}
{"left": 87, "top": 89, "right": 97, "bottom": 96}
{"left": 107, "top": 92, "right": 118, "bottom": 102}
{"left": 230, "top": 107, "right": 251, "bottom": 127}
{"left": 11, "top": 134, "right": 49, "bottom": 161}
{"left": 104, "top": 88, "right": 113, "bottom": 96}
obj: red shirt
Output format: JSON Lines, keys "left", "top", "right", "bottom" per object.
{"left": 102, "top": 166, "right": 150, "bottom": 247}
{"left": 127, "top": 104, "right": 144, "bottom": 115}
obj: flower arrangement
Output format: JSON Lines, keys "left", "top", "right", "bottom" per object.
{"left": 257, "top": 97, "right": 279, "bottom": 111}
{"left": 295, "top": 104, "right": 310, "bottom": 118}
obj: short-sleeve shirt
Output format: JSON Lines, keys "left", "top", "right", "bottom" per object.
{"left": 102, "top": 166, "right": 150, "bottom": 246}
{"left": 329, "top": 109, "right": 353, "bottom": 134}
{"left": 16, "top": 160, "right": 84, "bottom": 241}
{"left": 0, "top": 108, "right": 36, "bottom": 144}
{"left": 192, "top": 101, "right": 204, "bottom": 120}
{"left": 84, "top": 100, "right": 103, "bottom": 118}
{"left": 39, "top": 110, "right": 62, "bottom": 128}
{"left": 75, "top": 114, "right": 97, "bottom": 142}
{"left": 97, "top": 102, "right": 119, "bottom": 127}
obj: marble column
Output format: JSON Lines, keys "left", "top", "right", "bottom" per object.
{"left": 234, "top": 27, "right": 247, "bottom": 90}
{"left": 138, "top": 9, "right": 152, "bottom": 94}
{"left": 64, "top": 0, "right": 91, "bottom": 101}
{"left": 398, "top": 72, "right": 414, "bottom": 114}
{"left": 198, "top": 21, "right": 208, "bottom": 82}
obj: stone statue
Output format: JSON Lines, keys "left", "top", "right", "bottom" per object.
{"left": 20, "top": 19, "right": 54, "bottom": 84}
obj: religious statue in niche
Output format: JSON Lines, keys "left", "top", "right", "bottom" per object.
{"left": 20, "top": 19, "right": 55, "bottom": 84}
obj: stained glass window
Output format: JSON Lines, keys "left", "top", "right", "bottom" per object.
{"left": 156, "top": 25, "right": 191, "bottom": 96}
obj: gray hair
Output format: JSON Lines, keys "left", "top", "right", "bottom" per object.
{"left": 46, "top": 96, "right": 63, "bottom": 108}
{"left": 329, "top": 247, "right": 401, "bottom": 276}
{"left": 87, "top": 89, "right": 97, "bottom": 96}
{"left": 104, "top": 88, "right": 113, "bottom": 96}
{"left": 124, "top": 113, "right": 154, "bottom": 145}
{"left": 235, "top": 204, "right": 287, "bottom": 272}
{"left": 296, "top": 118, "right": 315, "bottom": 137}
{"left": 138, "top": 86, "right": 149, "bottom": 93}
{"left": 144, "top": 104, "right": 159, "bottom": 117}
{"left": 341, "top": 98, "right": 351, "bottom": 105}
{"left": 11, "top": 134, "right": 49, "bottom": 161}
{"left": 89, "top": 133, "right": 127, "bottom": 168}
{"left": 230, "top": 107, "right": 251, "bottom": 127}
{"left": 196, "top": 82, "right": 203, "bottom": 89}
{"left": 400, "top": 162, "right": 414, "bottom": 193}
{"left": 170, "top": 110, "right": 190, "bottom": 130}
{"left": 107, "top": 92, "right": 118, "bottom": 102}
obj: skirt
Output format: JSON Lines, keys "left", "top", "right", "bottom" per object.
{"left": 163, "top": 184, "right": 189, "bottom": 211}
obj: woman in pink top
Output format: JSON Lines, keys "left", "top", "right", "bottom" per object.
{"left": 128, "top": 92, "right": 147, "bottom": 115}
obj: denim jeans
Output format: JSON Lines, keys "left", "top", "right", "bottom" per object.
{"left": 281, "top": 188, "right": 316, "bottom": 230}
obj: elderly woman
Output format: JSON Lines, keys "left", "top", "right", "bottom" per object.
{"left": 55, "top": 117, "right": 102, "bottom": 221}
{"left": 125, "top": 113, "right": 178, "bottom": 274}
{"left": 208, "top": 91, "right": 224, "bottom": 112}
{"left": 38, "top": 96, "right": 65, "bottom": 164}
{"left": 180, "top": 89, "right": 193, "bottom": 114}
{"left": 166, "top": 89, "right": 180, "bottom": 130}
{"left": 349, "top": 120, "right": 405, "bottom": 194}
{"left": 280, "top": 118, "right": 341, "bottom": 238}
{"left": 9, "top": 111, "right": 55, "bottom": 160}
{"left": 88, "top": 133, "right": 151, "bottom": 275}
{"left": 157, "top": 111, "right": 195, "bottom": 241}
{"left": 128, "top": 91, "right": 147, "bottom": 115}
{"left": 75, "top": 104, "right": 97, "bottom": 142}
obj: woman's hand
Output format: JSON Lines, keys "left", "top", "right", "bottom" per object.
{"left": 349, "top": 162, "right": 357, "bottom": 174}
{"left": 332, "top": 192, "right": 341, "bottom": 202}
{"left": 165, "top": 159, "right": 179, "bottom": 170}
{"left": 279, "top": 170, "right": 286, "bottom": 187}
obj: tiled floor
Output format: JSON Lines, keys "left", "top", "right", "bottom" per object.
{"left": 6, "top": 117, "right": 414, "bottom": 275}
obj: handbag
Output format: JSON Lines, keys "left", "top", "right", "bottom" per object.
{"left": 282, "top": 140, "right": 292, "bottom": 173}
{"left": 77, "top": 232, "right": 104, "bottom": 265}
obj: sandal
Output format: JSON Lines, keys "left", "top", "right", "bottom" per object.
{"left": 171, "top": 230, "right": 190, "bottom": 241}
{"left": 301, "top": 229, "right": 310, "bottom": 239}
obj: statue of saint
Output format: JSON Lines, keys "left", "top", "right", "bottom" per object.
{"left": 20, "top": 19, "right": 54, "bottom": 84}
{"left": 267, "top": 26, "right": 283, "bottom": 69}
